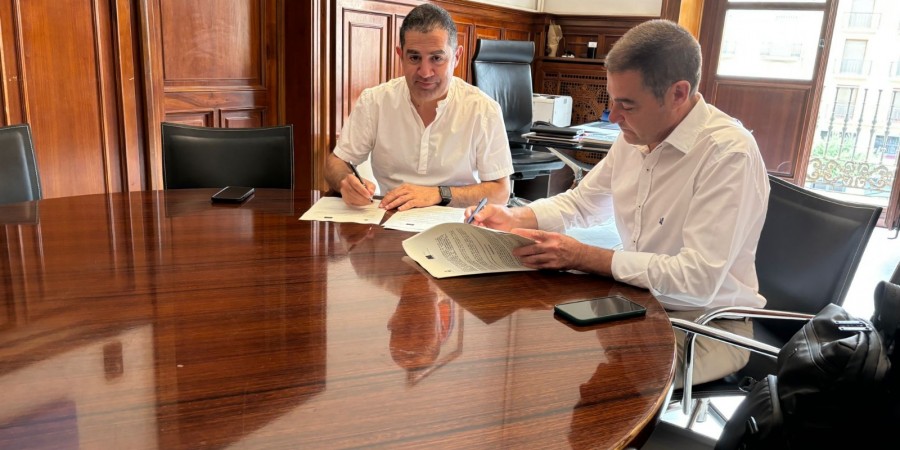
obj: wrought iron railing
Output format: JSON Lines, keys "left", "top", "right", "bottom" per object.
{"left": 807, "top": 87, "right": 898, "bottom": 206}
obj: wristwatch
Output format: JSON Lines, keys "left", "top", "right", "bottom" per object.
{"left": 438, "top": 185, "right": 452, "bottom": 206}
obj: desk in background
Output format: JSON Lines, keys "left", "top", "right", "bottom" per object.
{"left": 0, "top": 190, "right": 674, "bottom": 449}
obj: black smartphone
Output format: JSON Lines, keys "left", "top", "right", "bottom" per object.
{"left": 553, "top": 295, "right": 647, "bottom": 326}
{"left": 211, "top": 186, "right": 255, "bottom": 203}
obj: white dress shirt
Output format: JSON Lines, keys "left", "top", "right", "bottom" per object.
{"left": 333, "top": 77, "right": 514, "bottom": 194}
{"left": 529, "top": 96, "right": 770, "bottom": 310}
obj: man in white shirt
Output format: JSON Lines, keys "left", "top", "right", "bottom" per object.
{"left": 325, "top": 3, "right": 513, "bottom": 211}
{"left": 467, "top": 19, "right": 770, "bottom": 388}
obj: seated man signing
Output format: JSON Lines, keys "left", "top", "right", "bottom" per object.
{"left": 325, "top": 3, "right": 513, "bottom": 211}
{"left": 467, "top": 20, "right": 770, "bottom": 389}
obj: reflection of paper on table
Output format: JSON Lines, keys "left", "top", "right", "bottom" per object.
{"left": 299, "top": 197, "right": 386, "bottom": 224}
{"left": 382, "top": 206, "right": 465, "bottom": 232}
{"left": 402, "top": 222, "right": 536, "bottom": 278}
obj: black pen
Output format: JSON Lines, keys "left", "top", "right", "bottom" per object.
{"left": 346, "top": 161, "right": 365, "bottom": 186}
{"left": 466, "top": 197, "right": 488, "bottom": 224}
{"left": 346, "top": 161, "right": 373, "bottom": 202}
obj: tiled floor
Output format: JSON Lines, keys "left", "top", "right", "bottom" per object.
{"left": 661, "top": 225, "right": 900, "bottom": 439}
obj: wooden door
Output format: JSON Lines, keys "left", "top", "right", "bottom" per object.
{"left": 0, "top": 0, "right": 144, "bottom": 198}
{"left": 698, "top": 0, "right": 838, "bottom": 183}
{"left": 140, "top": 0, "right": 281, "bottom": 189}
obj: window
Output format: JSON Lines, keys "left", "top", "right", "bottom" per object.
{"left": 839, "top": 40, "right": 867, "bottom": 75}
{"left": 874, "top": 135, "right": 899, "bottom": 161}
{"left": 847, "top": 0, "right": 876, "bottom": 28}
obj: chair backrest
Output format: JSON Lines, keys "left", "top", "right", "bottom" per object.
{"left": 471, "top": 39, "right": 534, "bottom": 135}
{"left": 161, "top": 122, "right": 294, "bottom": 189}
{"left": 756, "top": 175, "right": 882, "bottom": 340}
{"left": 0, "top": 124, "right": 42, "bottom": 204}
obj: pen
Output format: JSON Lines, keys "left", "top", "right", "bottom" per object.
{"left": 346, "top": 161, "right": 373, "bottom": 202}
{"left": 466, "top": 197, "right": 488, "bottom": 224}
{"left": 346, "top": 161, "right": 365, "bottom": 186}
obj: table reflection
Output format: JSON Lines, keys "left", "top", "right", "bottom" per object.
{"left": 1, "top": 190, "right": 674, "bottom": 449}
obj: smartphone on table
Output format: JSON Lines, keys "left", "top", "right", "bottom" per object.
{"left": 211, "top": 186, "right": 255, "bottom": 203}
{"left": 554, "top": 295, "right": 647, "bottom": 326}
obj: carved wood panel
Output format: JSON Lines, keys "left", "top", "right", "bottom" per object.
{"left": 538, "top": 62, "right": 610, "bottom": 126}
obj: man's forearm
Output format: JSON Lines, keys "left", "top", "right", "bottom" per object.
{"left": 324, "top": 153, "right": 352, "bottom": 191}
{"left": 444, "top": 178, "right": 510, "bottom": 207}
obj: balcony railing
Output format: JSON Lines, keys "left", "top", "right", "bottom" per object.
{"left": 836, "top": 59, "right": 870, "bottom": 76}
{"left": 809, "top": 87, "right": 898, "bottom": 205}
{"left": 845, "top": 12, "right": 880, "bottom": 29}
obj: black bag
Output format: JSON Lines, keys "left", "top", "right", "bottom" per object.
{"left": 716, "top": 303, "right": 891, "bottom": 450}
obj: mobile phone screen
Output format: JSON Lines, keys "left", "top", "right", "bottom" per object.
{"left": 553, "top": 295, "right": 647, "bottom": 326}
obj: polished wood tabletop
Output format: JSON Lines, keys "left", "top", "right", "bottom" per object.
{"left": 0, "top": 189, "right": 675, "bottom": 449}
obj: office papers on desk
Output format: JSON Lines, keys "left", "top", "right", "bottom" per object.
{"left": 382, "top": 206, "right": 466, "bottom": 232}
{"left": 299, "top": 197, "right": 386, "bottom": 224}
{"left": 574, "top": 122, "right": 620, "bottom": 148}
{"left": 402, "top": 223, "right": 536, "bottom": 278}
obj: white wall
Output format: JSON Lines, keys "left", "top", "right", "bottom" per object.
{"left": 542, "top": 0, "right": 661, "bottom": 16}
{"left": 469, "top": 0, "right": 662, "bottom": 16}
{"left": 466, "top": 0, "right": 539, "bottom": 12}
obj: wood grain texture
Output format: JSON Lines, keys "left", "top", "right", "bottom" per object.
{"left": 0, "top": 190, "right": 675, "bottom": 449}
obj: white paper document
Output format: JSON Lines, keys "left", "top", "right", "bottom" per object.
{"left": 299, "top": 197, "right": 386, "bottom": 224}
{"left": 382, "top": 206, "right": 466, "bottom": 232}
{"left": 402, "top": 222, "right": 536, "bottom": 278}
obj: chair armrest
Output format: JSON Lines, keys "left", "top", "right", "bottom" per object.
{"left": 677, "top": 307, "right": 812, "bottom": 415}
{"left": 670, "top": 318, "right": 780, "bottom": 357}
{"left": 694, "top": 306, "right": 814, "bottom": 326}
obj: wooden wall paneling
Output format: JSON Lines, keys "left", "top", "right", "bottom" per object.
{"left": 112, "top": 0, "right": 147, "bottom": 192}
{"left": 505, "top": 29, "right": 530, "bottom": 42}
{"left": 138, "top": 0, "right": 167, "bottom": 190}
{"left": 284, "top": 0, "right": 329, "bottom": 191}
{"left": 0, "top": 1, "right": 23, "bottom": 126}
{"left": 222, "top": 108, "right": 265, "bottom": 128}
{"left": 474, "top": 26, "right": 502, "bottom": 41}
{"left": 711, "top": 81, "right": 811, "bottom": 178}
{"left": 139, "top": 0, "right": 282, "bottom": 189}
{"left": 2, "top": 0, "right": 141, "bottom": 199}
{"left": 542, "top": 15, "right": 652, "bottom": 59}
{"left": 454, "top": 25, "right": 472, "bottom": 82}
{"left": 164, "top": 111, "right": 214, "bottom": 128}
{"left": 339, "top": 9, "right": 392, "bottom": 134}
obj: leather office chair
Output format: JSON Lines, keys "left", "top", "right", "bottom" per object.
{"left": 470, "top": 39, "right": 564, "bottom": 206}
{"left": 161, "top": 122, "right": 294, "bottom": 189}
{"left": 0, "top": 123, "right": 42, "bottom": 204}
{"left": 672, "top": 175, "right": 882, "bottom": 425}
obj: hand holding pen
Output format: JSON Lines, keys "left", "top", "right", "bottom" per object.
{"left": 465, "top": 197, "right": 488, "bottom": 224}
{"left": 345, "top": 161, "right": 375, "bottom": 203}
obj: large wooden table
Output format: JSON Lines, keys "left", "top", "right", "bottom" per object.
{"left": 0, "top": 189, "right": 675, "bottom": 449}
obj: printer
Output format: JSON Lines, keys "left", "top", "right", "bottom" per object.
{"left": 532, "top": 94, "right": 573, "bottom": 127}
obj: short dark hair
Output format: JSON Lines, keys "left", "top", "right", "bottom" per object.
{"left": 399, "top": 3, "right": 458, "bottom": 49}
{"left": 605, "top": 19, "right": 701, "bottom": 101}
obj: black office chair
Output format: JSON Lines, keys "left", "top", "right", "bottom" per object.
{"left": 0, "top": 123, "right": 42, "bottom": 204}
{"left": 161, "top": 122, "right": 294, "bottom": 189}
{"left": 470, "top": 39, "right": 564, "bottom": 206}
{"left": 671, "top": 175, "right": 882, "bottom": 426}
